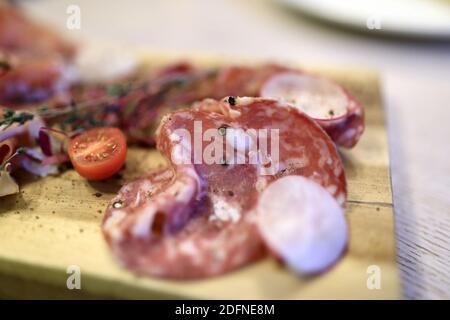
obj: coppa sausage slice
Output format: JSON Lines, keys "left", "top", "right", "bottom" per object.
{"left": 103, "top": 164, "right": 204, "bottom": 241}
{"left": 0, "top": 58, "right": 73, "bottom": 105}
{"left": 212, "top": 64, "right": 290, "bottom": 98}
{"left": 103, "top": 167, "right": 265, "bottom": 279}
{"left": 103, "top": 97, "right": 347, "bottom": 279}
{"left": 158, "top": 97, "right": 347, "bottom": 206}
{"left": 260, "top": 72, "right": 364, "bottom": 148}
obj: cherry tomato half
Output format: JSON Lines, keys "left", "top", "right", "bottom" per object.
{"left": 68, "top": 127, "right": 127, "bottom": 181}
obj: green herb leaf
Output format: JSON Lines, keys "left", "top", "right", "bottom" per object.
{"left": 37, "top": 105, "right": 48, "bottom": 113}
{"left": 18, "top": 112, "right": 34, "bottom": 124}
{"left": 107, "top": 83, "right": 130, "bottom": 97}
{"left": 0, "top": 110, "right": 34, "bottom": 127}
{"left": 218, "top": 126, "right": 227, "bottom": 136}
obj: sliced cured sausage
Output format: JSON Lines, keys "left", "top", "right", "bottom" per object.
{"left": 102, "top": 97, "right": 347, "bottom": 279}
{"left": 0, "top": 3, "right": 75, "bottom": 58}
{"left": 0, "top": 58, "right": 73, "bottom": 105}
{"left": 17, "top": 62, "right": 362, "bottom": 149}
{"left": 157, "top": 64, "right": 364, "bottom": 148}
{"left": 213, "top": 64, "right": 289, "bottom": 98}
{"left": 103, "top": 167, "right": 265, "bottom": 278}
{"left": 158, "top": 97, "right": 347, "bottom": 203}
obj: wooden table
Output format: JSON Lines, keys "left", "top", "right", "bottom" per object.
{"left": 20, "top": 0, "right": 450, "bottom": 299}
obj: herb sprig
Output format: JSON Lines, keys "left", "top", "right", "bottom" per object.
{"left": 0, "top": 110, "right": 34, "bottom": 130}
{"left": 1, "top": 69, "right": 209, "bottom": 134}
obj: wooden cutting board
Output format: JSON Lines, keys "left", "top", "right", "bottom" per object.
{"left": 0, "top": 53, "right": 400, "bottom": 299}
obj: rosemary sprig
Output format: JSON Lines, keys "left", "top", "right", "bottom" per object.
{"left": 106, "top": 83, "right": 132, "bottom": 97}
{"left": 36, "top": 81, "right": 145, "bottom": 121}
{"left": 1, "top": 69, "right": 209, "bottom": 134}
{"left": 0, "top": 110, "right": 34, "bottom": 130}
{"left": 37, "top": 73, "right": 198, "bottom": 121}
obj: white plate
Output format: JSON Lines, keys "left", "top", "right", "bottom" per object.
{"left": 281, "top": 0, "right": 450, "bottom": 39}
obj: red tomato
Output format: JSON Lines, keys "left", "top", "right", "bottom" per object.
{"left": 68, "top": 127, "right": 127, "bottom": 181}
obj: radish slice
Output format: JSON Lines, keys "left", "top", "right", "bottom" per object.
{"left": 261, "top": 72, "right": 349, "bottom": 120}
{"left": 256, "top": 175, "right": 347, "bottom": 275}
{"left": 260, "top": 72, "right": 364, "bottom": 148}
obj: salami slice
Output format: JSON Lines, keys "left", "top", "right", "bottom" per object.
{"left": 41, "top": 62, "right": 362, "bottom": 149}
{"left": 103, "top": 167, "right": 265, "bottom": 278}
{"left": 213, "top": 64, "right": 289, "bottom": 98}
{"left": 103, "top": 97, "right": 347, "bottom": 279}
{"left": 0, "top": 3, "right": 75, "bottom": 58}
{"left": 260, "top": 72, "right": 364, "bottom": 148}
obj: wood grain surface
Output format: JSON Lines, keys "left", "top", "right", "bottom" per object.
{"left": 0, "top": 56, "right": 399, "bottom": 299}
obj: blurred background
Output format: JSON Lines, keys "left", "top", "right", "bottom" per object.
{"left": 18, "top": 0, "right": 450, "bottom": 299}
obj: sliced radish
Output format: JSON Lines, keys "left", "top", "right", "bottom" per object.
{"left": 256, "top": 175, "right": 348, "bottom": 275}
{"left": 260, "top": 72, "right": 364, "bottom": 148}
{"left": 261, "top": 72, "right": 348, "bottom": 120}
